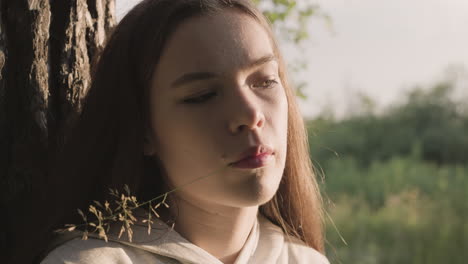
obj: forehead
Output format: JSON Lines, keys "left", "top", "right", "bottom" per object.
{"left": 153, "top": 10, "right": 274, "bottom": 87}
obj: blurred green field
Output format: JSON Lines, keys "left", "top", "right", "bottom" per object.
{"left": 307, "top": 81, "right": 468, "bottom": 264}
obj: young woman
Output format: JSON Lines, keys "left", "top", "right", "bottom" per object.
{"left": 28, "top": 0, "right": 329, "bottom": 263}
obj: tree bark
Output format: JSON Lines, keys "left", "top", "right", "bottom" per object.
{"left": 0, "top": 0, "right": 115, "bottom": 259}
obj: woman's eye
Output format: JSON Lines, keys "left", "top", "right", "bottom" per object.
{"left": 254, "top": 79, "right": 279, "bottom": 89}
{"left": 183, "top": 92, "right": 216, "bottom": 104}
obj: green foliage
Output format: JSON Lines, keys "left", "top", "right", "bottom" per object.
{"left": 253, "top": 1, "right": 332, "bottom": 100}
{"left": 256, "top": 0, "right": 328, "bottom": 44}
{"left": 308, "top": 81, "right": 468, "bottom": 167}
{"left": 309, "top": 79, "right": 468, "bottom": 263}
{"left": 322, "top": 157, "right": 468, "bottom": 264}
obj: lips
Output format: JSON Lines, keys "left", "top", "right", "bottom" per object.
{"left": 229, "top": 145, "right": 275, "bottom": 169}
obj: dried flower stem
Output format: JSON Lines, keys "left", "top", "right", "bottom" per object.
{"left": 56, "top": 165, "right": 228, "bottom": 242}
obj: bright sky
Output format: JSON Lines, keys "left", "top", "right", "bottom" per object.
{"left": 116, "top": 0, "right": 468, "bottom": 119}
{"left": 295, "top": 0, "right": 468, "bottom": 118}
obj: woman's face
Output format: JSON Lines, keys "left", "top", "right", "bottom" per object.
{"left": 147, "top": 10, "right": 288, "bottom": 208}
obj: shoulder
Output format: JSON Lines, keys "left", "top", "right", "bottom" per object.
{"left": 40, "top": 236, "right": 176, "bottom": 264}
{"left": 256, "top": 214, "right": 330, "bottom": 264}
{"left": 40, "top": 237, "right": 129, "bottom": 264}
{"left": 282, "top": 236, "right": 330, "bottom": 264}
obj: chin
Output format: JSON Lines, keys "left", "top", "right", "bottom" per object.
{"left": 231, "top": 171, "right": 282, "bottom": 207}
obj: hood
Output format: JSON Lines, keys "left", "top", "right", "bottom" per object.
{"left": 102, "top": 212, "right": 284, "bottom": 264}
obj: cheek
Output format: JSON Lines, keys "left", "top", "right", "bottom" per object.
{"left": 274, "top": 89, "right": 289, "bottom": 163}
{"left": 150, "top": 107, "right": 217, "bottom": 179}
{"left": 273, "top": 88, "right": 289, "bottom": 136}
{"left": 152, "top": 112, "right": 200, "bottom": 158}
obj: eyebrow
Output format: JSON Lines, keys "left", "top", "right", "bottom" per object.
{"left": 170, "top": 54, "right": 277, "bottom": 88}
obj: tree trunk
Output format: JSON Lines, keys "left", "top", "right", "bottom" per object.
{"left": 0, "top": 0, "right": 115, "bottom": 259}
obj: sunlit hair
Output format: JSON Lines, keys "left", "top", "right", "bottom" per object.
{"left": 23, "top": 0, "right": 325, "bottom": 262}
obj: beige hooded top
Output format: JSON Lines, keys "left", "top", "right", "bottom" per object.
{"left": 41, "top": 213, "right": 330, "bottom": 264}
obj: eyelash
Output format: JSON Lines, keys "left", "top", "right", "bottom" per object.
{"left": 183, "top": 79, "right": 279, "bottom": 104}
{"left": 253, "top": 79, "right": 279, "bottom": 89}
{"left": 183, "top": 92, "right": 217, "bottom": 104}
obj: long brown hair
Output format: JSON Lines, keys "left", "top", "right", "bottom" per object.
{"left": 16, "top": 0, "right": 325, "bottom": 263}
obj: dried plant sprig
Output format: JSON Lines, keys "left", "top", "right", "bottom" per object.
{"left": 56, "top": 165, "right": 228, "bottom": 242}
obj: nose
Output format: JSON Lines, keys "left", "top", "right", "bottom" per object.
{"left": 227, "top": 89, "right": 265, "bottom": 134}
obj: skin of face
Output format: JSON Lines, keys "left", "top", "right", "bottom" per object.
{"left": 146, "top": 10, "right": 288, "bottom": 212}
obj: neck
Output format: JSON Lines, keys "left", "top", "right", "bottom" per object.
{"left": 168, "top": 195, "right": 258, "bottom": 264}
